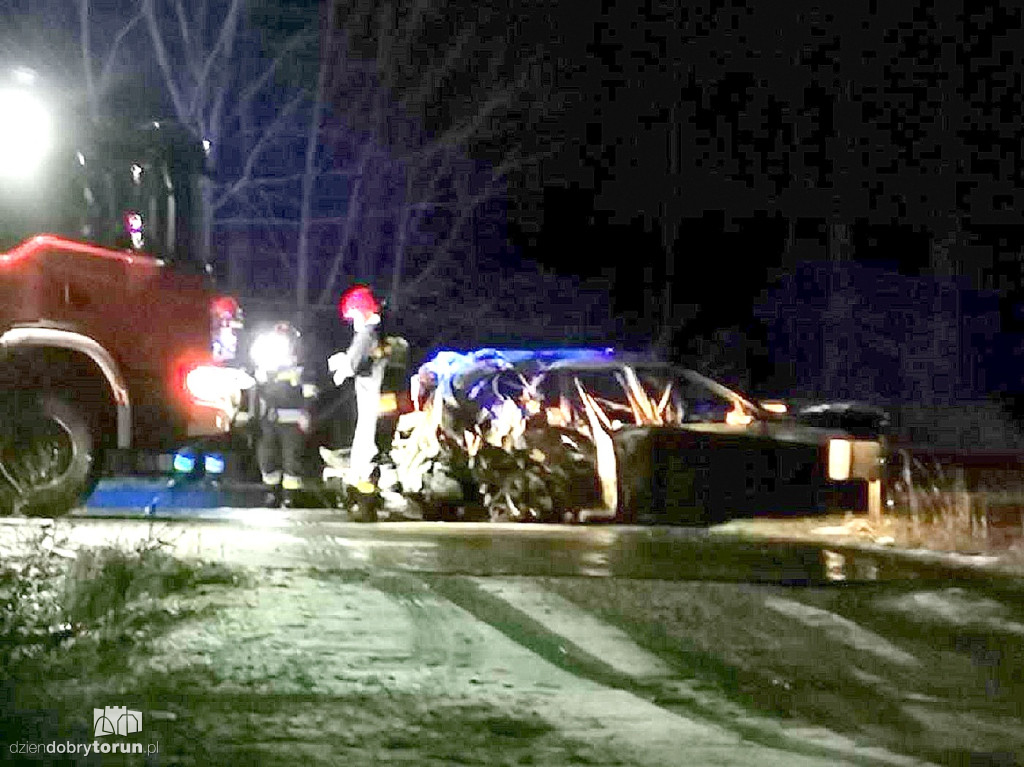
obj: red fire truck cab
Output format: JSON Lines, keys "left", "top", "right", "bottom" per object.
{"left": 0, "top": 84, "right": 247, "bottom": 515}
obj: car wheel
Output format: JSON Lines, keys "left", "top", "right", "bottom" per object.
{"left": 0, "top": 393, "right": 100, "bottom": 517}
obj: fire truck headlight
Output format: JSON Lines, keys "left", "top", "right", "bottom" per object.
{"left": 250, "top": 330, "right": 293, "bottom": 371}
{"left": 0, "top": 88, "right": 53, "bottom": 180}
{"left": 185, "top": 365, "right": 253, "bottom": 406}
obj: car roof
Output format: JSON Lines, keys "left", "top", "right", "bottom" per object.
{"left": 418, "top": 346, "right": 764, "bottom": 412}
{"left": 422, "top": 347, "right": 674, "bottom": 376}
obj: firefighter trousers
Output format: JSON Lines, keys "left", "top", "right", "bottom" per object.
{"left": 257, "top": 422, "right": 306, "bottom": 489}
{"left": 350, "top": 362, "right": 385, "bottom": 482}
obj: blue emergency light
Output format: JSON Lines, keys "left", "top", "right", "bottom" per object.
{"left": 172, "top": 450, "right": 196, "bottom": 474}
{"left": 204, "top": 453, "right": 226, "bottom": 475}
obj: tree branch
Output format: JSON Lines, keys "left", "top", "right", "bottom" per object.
{"left": 317, "top": 146, "right": 373, "bottom": 306}
{"left": 78, "top": 0, "right": 97, "bottom": 122}
{"left": 212, "top": 93, "right": 307, "bottom": 211}
{"left": 141, "top": 0, "right": 189, "bottom": 120}
{"left": 173, "top": 0, "right": 201, "bottom": 79}
{"left": 96, "top": 11, "right": 144, "bottom": 96}
{"left": 401, "top": 22, "right": 477, "bottom": 114}
{"left": 188, "top": 0, "right": 244, "bottom": 121}
{"left": 231, "top": 29, "right": 318, "bottom": 118}
{"left": 295, "top": 0, "right": 336, "bottom": 316}
{"left": 398, "top": 148, "right": 529, "bottom": 301}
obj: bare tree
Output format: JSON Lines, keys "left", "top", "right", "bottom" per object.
{"left": 138, "top": 0, "right": 320, "bottom": 267}
{"left": 284, "top": 0, "right": 562, "bottom": 322}
{"left": 77, "top": 0, "right": 145, "bottom": 122}
{"left": 64, "top": 0, "right": 569, "bottom": 342}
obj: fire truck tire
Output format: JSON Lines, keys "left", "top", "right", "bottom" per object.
{"left": 0, "top": 394, "right": 99, "bottom": 517}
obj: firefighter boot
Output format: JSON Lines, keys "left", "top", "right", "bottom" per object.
{"left": 348, "top": 480, "right": 380, "bottom": 522}
{"left": 263, "top": 486, "right": 283, "bottom": 508}
{"left": 281, "top": 475, "right": 304, "bottom": 509}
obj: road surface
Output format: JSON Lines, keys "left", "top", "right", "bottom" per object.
{"left": 2, "top": 512, "right": 1022, "bottom": 766}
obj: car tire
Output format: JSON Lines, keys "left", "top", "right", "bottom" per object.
{"left": 0, "top": 393, "right": 100, "bottom": 517}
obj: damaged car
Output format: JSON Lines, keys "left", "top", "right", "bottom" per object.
{"left": 383, "top": 347, "right": 885, "bottom": 524}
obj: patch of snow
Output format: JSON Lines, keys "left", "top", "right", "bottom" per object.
{"left": 472, "top": 578, "right": 674, "bottom": 679}
{"left": 763, "top": 597, "right": 920, "bottom": 667}
{"left": 878, "top": 588, "right": 1024, "bottom": 637}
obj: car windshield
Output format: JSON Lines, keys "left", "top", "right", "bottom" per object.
{"left": 554, "top": 365, "right": 750, "bottom": 426}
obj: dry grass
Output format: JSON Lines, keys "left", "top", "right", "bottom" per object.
{"left": 883, "top": 449, "right": 1024, "bottom": 556}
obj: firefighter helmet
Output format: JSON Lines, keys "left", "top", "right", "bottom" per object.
{"left": 338, "top": 285, "right": 380, "bottom": 322}
{"left": 273, "top": 321, "right": 300, "bottom": 345}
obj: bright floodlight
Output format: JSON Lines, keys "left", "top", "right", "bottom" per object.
{"left": 12, "top": 67, "right": 36, "bottom": 86}
{"left": 250, "top": 330, "right": 294, "bottom": 371}
{"left": 0, "top": 88, "right": 53, "bottom": 180}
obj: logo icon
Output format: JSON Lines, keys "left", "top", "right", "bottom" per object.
{"left": 93, "top": 706, "right": 143, "bottom": 737}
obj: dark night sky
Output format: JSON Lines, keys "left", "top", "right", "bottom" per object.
{"left": 4, "top": 0, "right": 1024, "bottom": 398}
{"left": 501, "top": 1, "right": 1024, "bottom": 347}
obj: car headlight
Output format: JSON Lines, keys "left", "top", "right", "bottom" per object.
{"left": 828, "top": 439, "right": 852, "bottom": 481}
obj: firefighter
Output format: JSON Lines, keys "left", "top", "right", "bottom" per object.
{"left": 327, "top": 285, "right": 384, "bottom": 484}
{"left": 250, "top": 322, "right": 318, "bottom": 507}
{"left": 327, "top": 285, "right": 390, "bottom": 485}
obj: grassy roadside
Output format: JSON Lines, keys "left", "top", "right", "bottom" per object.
{"left": 538, "top": 577, "right": 1024, "bottom": 767}
{"left": 2, "top": 526, "right": 246, "bottom": 761}
{"left": 1, "top": 525, "right": 241, "bottom": 672}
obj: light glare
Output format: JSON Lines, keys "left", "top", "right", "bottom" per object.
{"left": 828, "top": 439, "right": 852, "bottom": 481}
{"left": 0, "top": 88, "right": 53, "bottom": 180}
{"left": 251, "top": 331, "right": 294, "bottom": 370}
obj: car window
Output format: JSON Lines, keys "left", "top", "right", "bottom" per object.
{"left": 675, "top": 375, "right": 739, "bottom": 423}
{"left": 564, "top": 369, "right": 636, "bottom": 424}
{"left": 633, "top": 368, "right": 684, "bottom": 422}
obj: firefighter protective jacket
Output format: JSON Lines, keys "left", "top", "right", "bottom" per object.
{"left": 254, "top": 366, "right": 318, "bottom": 424}
{"left": 347, "top": 322, "right": 382, "bottom": 378}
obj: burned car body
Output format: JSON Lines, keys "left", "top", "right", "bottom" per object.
{"left": 390, "top": 348, "right": 883, "bottom": 524}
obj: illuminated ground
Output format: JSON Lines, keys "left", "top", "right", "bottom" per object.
{"left": 1, "top": 515, "right": 1022, "bottom": 766}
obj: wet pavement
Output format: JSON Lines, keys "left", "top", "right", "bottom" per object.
{"left": 40, "top": 506, "right": 1024, "bottom": 591}
{"left": 297, "top": 522, "right": 1024, "bottom": 588}
{"left": 49, "top": 475, "right": 1021, "bottom": 588}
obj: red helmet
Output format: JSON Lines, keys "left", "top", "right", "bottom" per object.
{"left": 210, "top": 296, "right": 241, "bottom": 320}
{"left": 338, "top": 285, "right": 380, "bottom": 321}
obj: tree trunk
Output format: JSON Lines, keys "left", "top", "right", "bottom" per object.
{"left": 227, "top": 228, "right": 248, "bottom": 296}
{"left": 828, "top": 222, "right": 851, "bottom": 262}
{"left": 295, "top": 0, "right": 335, "bottom": 328}
{"left": 198, "top": 176, "right": 214, "bottom": 268}
{"left": 79, "top": 0, "right": 99, "bottom": 123}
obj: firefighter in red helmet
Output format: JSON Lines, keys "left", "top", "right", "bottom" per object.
{"left": 328, "top": 285, "right": 386, "bottom": 485}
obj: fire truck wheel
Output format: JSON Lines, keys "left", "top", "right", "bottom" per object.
{"left": 0, "top": 394, "right": 98, "bottom": 517}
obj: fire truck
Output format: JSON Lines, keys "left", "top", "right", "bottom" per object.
{"left": 0, "top": 71, "right": 248, "bottom": 516}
